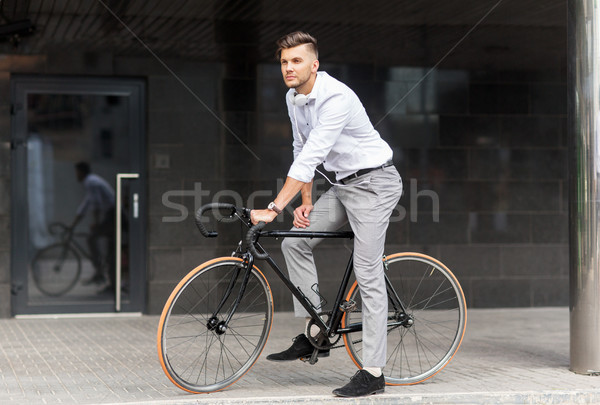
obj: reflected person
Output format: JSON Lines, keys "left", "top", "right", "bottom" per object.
{"left": 70, "top": 162, "right": 116, "bottom": 291}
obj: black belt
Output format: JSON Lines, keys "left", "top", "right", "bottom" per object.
{"left": 340, "top": 160, "right": 394, "bottom": 184}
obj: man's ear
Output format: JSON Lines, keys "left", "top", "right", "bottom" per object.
{"left": 312, "top": 59, "right": 319, "bottom": 73}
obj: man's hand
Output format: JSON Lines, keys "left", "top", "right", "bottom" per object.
{"left": 249, "top": 176, "right": 308, "bottom": 225}
{"left": 251, "top": 209, "right": 278, "bottom": 225}
{"left": 293, "top": 204, "right": 313, "bottom": 228}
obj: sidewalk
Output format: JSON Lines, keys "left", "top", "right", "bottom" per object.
{"left": 0, "top": 307, "right": 599, "bottom": 404}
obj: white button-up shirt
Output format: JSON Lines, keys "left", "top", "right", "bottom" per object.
{"left": 76, "top": 173, "right": 115, "bottom": 217}
{"left": 286, "top": 71, "right": 393, "bottom": 183}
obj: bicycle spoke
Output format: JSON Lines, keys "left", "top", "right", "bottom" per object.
{"left": 386, "top": 328, "right": 403, "bottom": 374}
{"left": 415, "top": 315, "right": 460, "bottom": 334}
{"left": 410, "top": 326, "right": 434, "bottom": 373}
{"left": 410, "top": 285, "right": 456, "bottom": 310}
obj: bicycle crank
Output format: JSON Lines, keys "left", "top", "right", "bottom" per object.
{"left": 306, "top": 311, "right": 342, "bottom": 350}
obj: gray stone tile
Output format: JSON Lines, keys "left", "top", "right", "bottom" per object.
{"left": 469, "top": 213, "right": 531, "bottom": 244}
{"left": 500, "top": 245, "right": 569, "bottom": 277}
{"left": 0, "top": 309, "right": 596, "bottom": 405}
{"left": 469, "top": 278, "right": 532, "bottom": 307}
{"left": 438, "top": 245, "right": 501, "bottom": 279}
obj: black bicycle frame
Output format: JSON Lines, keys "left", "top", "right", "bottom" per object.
{"left": 217, "top": 226, "right": 409, "bottom": 339}
{"left": 256, "top": 230, "right": 409, "bottom": 337}
{"left": 257, "top": 230, "right": 354, "bottom": 337}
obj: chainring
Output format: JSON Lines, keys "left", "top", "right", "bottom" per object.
{"left": 306, "top": 311, "right": 342, "bottom": 350}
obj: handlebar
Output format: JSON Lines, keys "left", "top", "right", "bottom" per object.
{"left": 195, "top": 203, "right": 351, "bottom": 260}
{"left": 246, "top": 222, "right": 269, "bottom": 259}
{"left": 195, "top": 203, "right": 269, "bottom": 259}
{"left": 195, "top": 203, "right": 239, "bottom": 237}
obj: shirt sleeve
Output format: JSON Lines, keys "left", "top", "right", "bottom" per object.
{"left": 76, "top": 177, "right": 103, "bottom": 216}
{"left": 287, "top": 92, "right": 351, "bottom": 182}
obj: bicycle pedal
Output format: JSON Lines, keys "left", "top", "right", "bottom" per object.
{"left": 299, "top": 356, "right": 318, "bottom": 364}
{"left": 340, "top": 299, "right": 356, "bottom": 312}
{"left": 300, "top": 348, "right": 320, "bottom": 365}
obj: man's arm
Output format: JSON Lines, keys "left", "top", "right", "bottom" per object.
{"left": 292, "top": 180, "right": 314, "bottom": 228}
{"left": 71, "top": 193, "right": 91, "bottom": 230}
{"left": 299, "top": 180, "right": 313, "bottom": 205}
{"left": 250, "top": 176, "right": 309, "bottom": 224}
{"left": 70, "top": 213, "right": 84, "bottom": 230}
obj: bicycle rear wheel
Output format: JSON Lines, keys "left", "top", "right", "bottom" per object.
{"left": 157, "top": 257, "right": 273, "bottom": 393}
{"left": 342, "top": 252, "right": 467, "bottom": 385}
{"left": 31, "top": 244, "right": 82, "bottom": 296}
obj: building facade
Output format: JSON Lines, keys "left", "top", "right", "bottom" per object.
{"left": 0, "top": 0, "right": 567, "bottom": 317}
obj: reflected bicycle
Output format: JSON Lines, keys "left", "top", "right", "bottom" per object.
{"left": 30, "top": 223, "right": 95, "bottom": 296}
{"left": 157, "top": 203, "right": 467, "bottom": 393}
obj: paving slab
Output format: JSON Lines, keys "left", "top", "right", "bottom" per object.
{"left": 0, "top": 308, "right": 599, "bottom": 404}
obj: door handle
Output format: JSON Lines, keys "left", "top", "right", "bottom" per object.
{"left": 133, "top": 193, "right": 139, "bottom": 219}
{"left": 115, "top": 173, "right": 139, "bottom": 312}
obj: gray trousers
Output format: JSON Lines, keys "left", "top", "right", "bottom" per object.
{"left": 281, "top": 165, "right": 402, "bottom": 368}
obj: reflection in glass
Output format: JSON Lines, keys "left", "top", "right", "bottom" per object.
{"left": 26, "top": 93, "right": 131, "bottom": 305}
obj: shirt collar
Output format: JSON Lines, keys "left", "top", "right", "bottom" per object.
{"left": 287, "top": 71, "right": 326, "bottom": 102}
{"left": 306, "top": 71, "right": 325, "bottom": 100}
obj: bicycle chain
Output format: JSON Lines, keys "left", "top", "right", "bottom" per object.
{"left": 327, "top": 309, "right": 406, "bottom": 349}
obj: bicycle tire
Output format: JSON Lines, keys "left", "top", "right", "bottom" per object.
{"left": 31, "top": 243, "right": 82, "bottom": 297}
{"left": 157, "top": 257, "right": 274, "bottom": 393}
{"left": 342, "top": 252, "right": 467, "bottom": 385}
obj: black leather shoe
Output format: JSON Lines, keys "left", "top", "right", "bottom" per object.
{"left": 266, "top": 333, "right": 330, "bottom": 361}
{"left": 332, "top": 370, "right": 385, "bottom": 397}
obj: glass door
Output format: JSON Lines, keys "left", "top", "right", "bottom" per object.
{"left": 10, "top": 76, "right": 146, "bottom": 315}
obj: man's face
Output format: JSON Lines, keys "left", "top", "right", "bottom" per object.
{"left": 75, "top": 168, "right": 85, "bottom": 182}
{"left": 280, "top": 44, "right": 319, "bottom": 94}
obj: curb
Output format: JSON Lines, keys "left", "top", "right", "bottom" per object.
{"left": 106, "top": 389, "right": 600, "bottom": 405}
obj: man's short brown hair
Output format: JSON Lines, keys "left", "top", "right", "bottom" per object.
{"left": 276, "top": 31, "right": 318, "bottom": 59}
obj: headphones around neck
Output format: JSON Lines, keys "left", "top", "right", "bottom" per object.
{"left": 289, "top": 92, "right": 309, "bottom": 106}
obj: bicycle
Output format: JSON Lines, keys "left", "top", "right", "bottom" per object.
{"left": 30, "top": 223, "right": 98, "bottom": 296}
{"left": 157, "top": 202, "right": 467, "bottom": 394}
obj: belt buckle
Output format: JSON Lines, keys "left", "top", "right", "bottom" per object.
{"left": 340, "top": 172, "right": 356, "bottom": 185}
{"left": 347, "top": 172, "right": 359, "bottom": 182}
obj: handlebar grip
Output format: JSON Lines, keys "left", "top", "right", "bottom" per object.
{"left": 246, "top": 221, "right": 269, "bottom": 259}
{"left": 195, "top": 203, "right": 236, "bottom": 237}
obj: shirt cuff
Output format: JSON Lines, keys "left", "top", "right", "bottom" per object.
{"left": 287, "top": 163, "right": 314, "bottom": 183}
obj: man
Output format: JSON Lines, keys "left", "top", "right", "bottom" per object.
{"left": 251, "top": 31, "right": 402, "bottom": 397}
{"left": 71, "top": 162, "right": 116, "bottom": 289}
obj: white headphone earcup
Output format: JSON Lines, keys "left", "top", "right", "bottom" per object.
{"left": 294, "top": 93, "right": 308, "bottom": 106}
{"left": 289, "top": 92, "right": 308, "bottom": 106}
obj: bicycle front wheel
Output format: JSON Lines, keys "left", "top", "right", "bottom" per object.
{"left": 31, "top": 244, "right": 82, "bottom": 296}
{"left": 342, "top": 252, "right": 467, "bottom": 385}
{"left": 157, "top": 257, "right": 273, "bottom": 393}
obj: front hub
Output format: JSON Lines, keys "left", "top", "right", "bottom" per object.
{"left": 207, "top": 316, "right": 219, "bottom": 331}
{"left": 215, "top": 321, "right": 228, "bottom": 335}
{"left": 396, "top": 312, "right": 414, "bottom": 328}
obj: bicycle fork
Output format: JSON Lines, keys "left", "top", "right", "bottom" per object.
{"left": 206, "top": 254, "right": 255, "bottom": 335}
